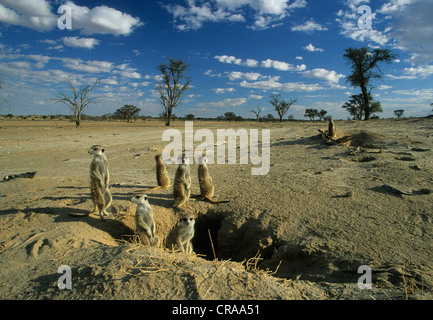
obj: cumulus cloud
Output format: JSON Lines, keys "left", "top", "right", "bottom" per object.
{"left": 164, "top": 0, "right": 306, "bottom": 31}
{"left": 61, "top": 58, "right": 113, "bottom": 73}
{"left": 213, "top": 87, "right": 236, "bottom": 94}
{"left": 239, "top": 78, "right": 324, "bottom": 92}
{"left": 62, "top": 36, "right": 100, "bottom": 49}
{"left": 0, "top": 0, "right": 56, "bottom": 31}
{"left": 0, "top": 0, "right": 142, "bottom": 36}
{"left": 215, "top": 55, "right": 306, "bottom": 72}
{"left": 386, "top": 0, "right": 433, "bottom": 65}
{"left": 336, "top": 0, "right": 390, "bottom": 46}
{"left": 196, "top": 97, "right": 247, "bottom": 108}
{"left": 304, "top": 43, "right": 324, "bottom": 52}
{"left": 302, "top": 68, "right": 345, "bottom": 84}
{"left": 64, "top": 1, "right": 142, "bottom": 36}
{"left": 402, "top": 65, "right": 433, "bottom": 78}
{"left": 261, "top": 58, "right": 306, "bottom": 71}
{"left": 291, "top": 19, "right": 328, "bottom": 33}
{"left": 226, "top": 71, "right": 263, "bottom": 81}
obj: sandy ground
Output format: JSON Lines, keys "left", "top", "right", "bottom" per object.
{"left": 0, "top": 118, "right": 432, "bottom": 300}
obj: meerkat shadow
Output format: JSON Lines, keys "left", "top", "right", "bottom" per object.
{"left": 146, "top": 194, "right": 174, "bottom": 208}
{"left": 80, "top": 216, "right": 134, "bottom": 240}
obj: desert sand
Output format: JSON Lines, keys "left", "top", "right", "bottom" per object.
{"left": 0, "top": 117, "right": 432, "bottom": 300}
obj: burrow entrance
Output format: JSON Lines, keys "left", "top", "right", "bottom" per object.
{"left": 192, "top": 210, "right": 224, "bottom": 261}
{"left": 190, "top": 209, "right": 379, "bottom": 285}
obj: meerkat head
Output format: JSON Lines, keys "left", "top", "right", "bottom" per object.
{"left": 180, "top": 214, "right": 195, "bottom": 227}
{"left": 89, "top": 145, "right": 104, "bottom": 156}
{"left": 197, "top": 156, "right": 208, "bottom": 165}
{"left": 131, "top": 194, "right": 148, "bottom": 204}
{"left": 177, "top": 155, "right": 190, "bottom": 165}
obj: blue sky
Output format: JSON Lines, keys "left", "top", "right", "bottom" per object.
{"left": 0, "top": 0, "right": 432, "bottom": 120}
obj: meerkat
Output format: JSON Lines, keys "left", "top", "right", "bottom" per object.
{"left": 141, "top": 154, "right": 170, "bottom": 193}
{"left": 166, "top": 213, "right": 195, "bottom": 253}
{"left": 197, "top": 156, "right": 229, "bottom": 204}
{"left": 87, "top": 145, "right": 112, "bottom": 221}
{"left": 131, "top": 194, "right": 159, "bottom": 246}
{"left": 172, "top": 155, "right": 191, "bottom": 208}
{"left": 328, "top": 117, "right": 336, "bottom": 139}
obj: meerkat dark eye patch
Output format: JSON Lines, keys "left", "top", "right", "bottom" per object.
{"left": 101, "top": 148, "right": 105, "bottom": 153}
{"left": 144, "top": 196, "right": 148, "bottom": 201}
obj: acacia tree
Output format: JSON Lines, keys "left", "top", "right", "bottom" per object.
{"left": 53, "top": 78, "right": 99, "bottom": 128}
{"left": 394, "top": 109, "right": 404, "bottom": 119}
{"left": 304, "top": 108, "right": 319, "bottom": 121}
{"left": 342, "top": 93, "right": 382, "bottom": 120}
{"left": 114, "top": 105, "right": 141, "bottom": 122}
{"left": 343, "top": 47, "right": 397, "bottom": 120}
{"left": 270, "top": 94, "right": 297, "bottom": 122}
{"left": 318, "top": 109, "right": 328, "bottom": 121}
{"left": 157, "top": 58, "right": 191, "bottom": 126}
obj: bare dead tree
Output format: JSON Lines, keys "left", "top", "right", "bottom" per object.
{"left": 53, "top": 78, "right": 99, "bottom": 128}
{"left": 250, "top": 107, "right": 263, "bottom": 122}
{"left": 157, "top": 58, "right": 191, "bottom": 126}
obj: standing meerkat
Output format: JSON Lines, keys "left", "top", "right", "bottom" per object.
{"left": 328, "top": 117, "right": 336, "bottom": 139}
{"left": 166, "top": 213, "right": 195, "bottom": 253}
{"left": 131, "top": 194, "right": 159, "bottom": 246}
{"left": 88, "top": 145, "right": 112, "bottom": 221}
{"left": 197, "top": 156, "right": 229, "bottom": 204}
{"left": 142, "top": 154, "right": 170, "bottom": 193}
{"left": 173, "top": 156, "right": 191, "bottom": 208}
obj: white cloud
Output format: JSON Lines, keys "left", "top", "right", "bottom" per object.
{"left": 402, "top": 65, "right": 433, "bottom": 78}
{"left": 0, "top": 0, "right": 56, "bottom": 31}
{"left": 377, "top": 0, "right": 415, "bottom": 14}
{"left": 0, "top": 0, "right": 142, "bottom": 36}
{"left": 62, "top": 36, "right": 100, "bottom": 49}
{"left": 336, "top": 1, "right": 390, "bottom": 46}
{"left": 196, "top": 97, "right": 248, "bottom": 108}
{"left": 261, "top": 58, "right": 306, "bottom": 71}
{"left": 291, "top": 19, "right": 328, "bottom": 33}
{"left": 113, "top": 63, "right": 142, "bottom": 79}
{"left": 378, "top": 85, "right": 392, "bottom": 90}
{"left": 165, "top": 0, "right": 306, "bottom": 31}
{"left": 304, "top": 43, "right": 324, "bottom": 52}
{"left": 248, "top": 94, "right": 263, "bottom": 99}
{"left": 215, "top": 55, "right": 306, "bottom": 72}
{"left": 386, "top": 0, "right": 433, "bottom": 65}
{"left": 164, "top": 1, "right": 245, "bottom": 31}
{"left": 239, "top": 78, "right": 324, "bottom": 92}
{"left": 227, "top": 71, "right": 263, "bottom": 81}
{"left": 392, "top": 88, "right": 433, "bottom": 104}
{"left": 65, "top": 1, "right": 142, "bottom": 36}
{"left": 302, "top": 68, "right": 345, "bottom": 84}
{"left": 215, "top": 55, "right": 243, "bottom": 65}
{"left": 386, "top": 74, "right": 416, "bottom": 80}
{"left": 213, "top": 87, "right": 236, "bottom": 94}
{"left": 61, "top": 58, "right": 113, "bottom": 73}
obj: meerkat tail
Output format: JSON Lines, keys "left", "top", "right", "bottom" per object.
{"left": 140, "top": 185, "right": 171, "bottom": 193}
